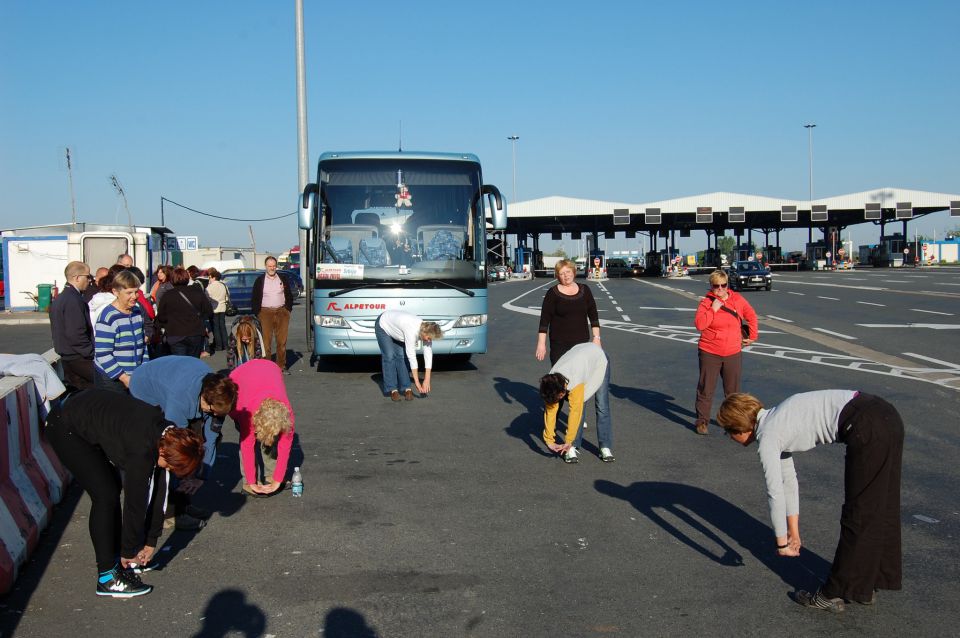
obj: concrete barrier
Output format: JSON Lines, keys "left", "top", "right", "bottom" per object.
{"left": 0, "top": 349, "right": 69, "bottom": 594}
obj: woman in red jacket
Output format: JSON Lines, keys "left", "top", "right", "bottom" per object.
{"left": 693, "top": 269, "right": 758, "bottom": 435}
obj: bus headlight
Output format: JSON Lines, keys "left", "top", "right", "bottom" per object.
{"left": 452, "top": 314, "right": 486, "bottom": 328}
{"left": 316, "top": 315, "right": 349, "bottom": 328}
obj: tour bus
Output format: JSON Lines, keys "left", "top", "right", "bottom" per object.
{"left": 297, "top": 151, "right": 507, "bottom": 362}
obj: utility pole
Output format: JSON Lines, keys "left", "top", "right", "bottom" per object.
{"left": 507, "top": 135, "right": 519, "bottom": 203}
{"left": 804, "top": 123, "right": 816, "bottom": 201}
{"left": 65, "top": 147, "right": 78, "bottom": 230}
{"left": 295, "top": 0, "right": 310, "bottom": 286}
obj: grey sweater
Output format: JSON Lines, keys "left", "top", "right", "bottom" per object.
{"left": 755, "top": 389, "right": 857, "bottom": 537}
{"left": 549, "top": 342, "right": 607, "bottom": 401}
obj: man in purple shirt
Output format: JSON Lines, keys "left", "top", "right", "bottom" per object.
{"left": 252, "top": 256, "right": 294, "bottom": 372}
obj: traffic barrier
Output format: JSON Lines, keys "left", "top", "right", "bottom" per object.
{"left": 0, "top": 349, "right": 69, "bottom": 595}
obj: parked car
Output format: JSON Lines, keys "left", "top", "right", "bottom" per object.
{"left": 221, "top": 269, "right": 302, "bottom": 315}
{"left": 605, "top": 258, "right": 642, "bottom": 278}
{"left": 727, "top": 260, "right": 772, "bottom": 291}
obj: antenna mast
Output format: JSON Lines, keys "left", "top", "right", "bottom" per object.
{"left": 398, "top": 120, "right": 402, "bottom": 152}
{"left": 66, "top": 147, "right": 78, "bottom": 229}
{"left": 109, "top": 173, "right": 134, "bottom": 231}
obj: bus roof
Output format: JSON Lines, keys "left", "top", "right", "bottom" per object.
{"left": 318, "top": 151, "right": 480, "bottom": 164}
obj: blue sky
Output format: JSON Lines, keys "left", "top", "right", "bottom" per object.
{"left": 2, "top": 0, "right": 958, "bottom": 255}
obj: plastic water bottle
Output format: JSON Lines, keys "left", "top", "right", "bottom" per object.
{"left": 291, "top": 467, "right": 303, "bottom": 497}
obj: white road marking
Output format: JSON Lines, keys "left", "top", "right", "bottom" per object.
{"left": 857, "top": 323, "right": 960, "bottom": 330}
{"left": 857, "top": 301, "right": 885, "bottom": 307}
{"left": 883, "top": 280, "right": 909, "bottom": 283}
{"left": 787, "top": 292, "right": 805, "bottom": 296}
{"left": 621, "top": 315, "right": 631, "bottom": 322}
{"left": 817, "top": 296, "right": 839, "bottom": 301}
{"left": 766, "top": 315, "right": 794, "bottom": 323}
{"left": 615, "top": 306, "right": 623, "bottom": 312}
{"left": 636, "top": 306, "right": 696, "bottom": 311}
{"left": 812, "top": 327, "right": 857, "bottom": 340}
{"left": 935, "top": 283, "right": 960, "bottom": 286}
{"left": 502, "top": 287, "right": 960, "bottom": 390}
{"left": 901, "top": 352, "right": 960, "bottom": 369}
{"left": 910, "top": 308, "right": 954, "bottom": 316}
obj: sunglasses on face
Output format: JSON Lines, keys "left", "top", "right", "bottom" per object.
{"left": 711, "top": 283, "right": 728, "bottom": 289}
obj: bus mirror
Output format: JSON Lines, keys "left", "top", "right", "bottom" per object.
{"left": 482, "top": 185, "right": 507, "bottom": 230}
{"left": 299, "top": 185, "right": 317, "bottom": 230}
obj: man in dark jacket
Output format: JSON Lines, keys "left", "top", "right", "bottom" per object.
{"left": 252, "top": 256, "right": 294, "bottom": 372}
{"left": 49, "top": 261, "right": 95, "bottom": 389}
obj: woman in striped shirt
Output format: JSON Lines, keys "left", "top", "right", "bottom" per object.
{"left": 95, "top": 269, "right": 149, "bottom": 392}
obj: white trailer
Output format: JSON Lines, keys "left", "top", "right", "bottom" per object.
{"left": 1, "top": 223, "right": 174, "bottom": 311}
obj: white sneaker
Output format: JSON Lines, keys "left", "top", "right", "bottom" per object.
{"left": 599, "top": 447, "right": 615, "bottom": 463}
{"left": 563, "top": 447, "right": 579, "bottom": 464}
{"left": 582, "top": 421, "right": 588, "bottom": 429}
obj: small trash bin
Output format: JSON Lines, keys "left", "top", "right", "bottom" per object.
{"left": 36, "top": 284, "right": 53, "bottom": 312}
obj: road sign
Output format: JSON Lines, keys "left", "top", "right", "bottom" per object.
{"left": 593, "top": 257, "right": 601, "bottom": 266}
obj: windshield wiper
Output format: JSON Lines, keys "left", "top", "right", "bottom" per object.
{"left": 420, "top": 279, "right": 475, "bottom": 297}
{"left": 328, "top": 279, "right": 475, "bottom": 298}
{"left": 328, "top": 282, "right": 399, "bottom": 297}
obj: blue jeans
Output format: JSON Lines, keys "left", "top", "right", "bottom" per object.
{"left": 375, "top": 317, "right": 410, "bottom": 395}
{"left": 573, "top": 353, "right": 613, "bottom": 449}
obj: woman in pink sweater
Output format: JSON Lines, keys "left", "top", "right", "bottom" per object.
{"left": 229, "top": 359, "right": 295, "bottom": 496}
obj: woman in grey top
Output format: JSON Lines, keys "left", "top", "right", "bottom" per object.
{"left": 717, "top": 390, "right": 903, "bottom": 613}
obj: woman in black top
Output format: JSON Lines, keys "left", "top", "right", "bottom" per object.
{"left": 46, "top": 389, "right": 204, "bottom": 597}
{"left": 536, "top": 259, "right": 601, "bottom": 365}
{"left": 156, "top": 266, "right": 213, "bottom": 358}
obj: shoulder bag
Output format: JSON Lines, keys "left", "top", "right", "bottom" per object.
{"left": 707, "top": 294, "right": 750, "bottom": 340}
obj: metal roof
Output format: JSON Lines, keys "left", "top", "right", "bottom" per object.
{"left": 500, "top": 187, "right": 960, "bottom": 235}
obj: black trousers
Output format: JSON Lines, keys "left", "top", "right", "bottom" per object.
{"left": 822, "top": 393, "right": 904, "bottom": 601}
{"left": 61, "top": 358, "right": 95, "bottom": 390}
{"left": 46, "top": 408, "right": 122, "bottom": 572}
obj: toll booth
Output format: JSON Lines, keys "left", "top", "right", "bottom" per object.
{"left": 805, "top": 241, "right": 828, "bottom": 269}
{"left": 762, "top": 246, "right": 782, "bottom": 264}
{"left": 644, "top": 250, "right": 663, "bottom": 276}
{"left": 734, "top": 244, "right": 755, "bottom": 262}
{"left": 702, "top": 248, "right": 723, "bottom": 268}
{"left": 514, "top": 246, "right": 534, "bottom": 274}
{"left": 879, "top": 233, "right": 907, "bottom": 267}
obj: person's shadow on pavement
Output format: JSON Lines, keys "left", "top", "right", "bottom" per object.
{"left": 608, "top": 384, "right": 699, "bottom": 433}
{"left": 323, "top": 607, "right": 380, "bottom": 638}
{"left": 595, "top": 480, "right": 831, "bottom": 591}
{"left": 495, "top": 376, "right": 554, "bottom": 457}
{"left": 192, "top": 589, "right": 266, "bottom": 638}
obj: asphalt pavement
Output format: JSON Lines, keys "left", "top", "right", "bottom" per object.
{"left": 1, "top": 269, "right": 958, "bottom": 637}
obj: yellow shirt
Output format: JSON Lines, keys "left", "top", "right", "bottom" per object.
{"left": 542, "top": 383, "right": 585, "bottom": 445}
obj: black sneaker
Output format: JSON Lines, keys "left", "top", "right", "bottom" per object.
{"left": 796, "top": 589, "right": 844, "bottom": 613}
{"left": 96, "top": 569, "right": 153, "bottom": 598}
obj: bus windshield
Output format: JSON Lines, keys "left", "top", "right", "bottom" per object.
{"left": 315, "top": 158, "right": 483, "bottom": 288}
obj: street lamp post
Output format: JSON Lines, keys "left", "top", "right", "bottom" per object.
{"left": 804, "top": 123, "right": 816, "bottom": 201}
{"left": 507, "top": 135, "right": 519, "bottom": 203}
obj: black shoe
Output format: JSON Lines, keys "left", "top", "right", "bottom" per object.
{"left": 96, "top": 568, "right": 153, "bottom": 598}
{"left": 796, "top": 589, "right": 844, "bottom": 613}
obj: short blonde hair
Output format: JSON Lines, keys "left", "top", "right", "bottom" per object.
{"left": 554, "top": 259, "right": 577, "bottom": 279}
{"left": 708, "top": 270, "right": 729, "bottom": 286}
{"left": 420, "top": 321, "right": 443, "bottom": 341}
{"left": 717, "top": 393, "right": 764, "bottom": 434}
{"left": 253, "top": 398, "right": 291, "bottom": 446}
